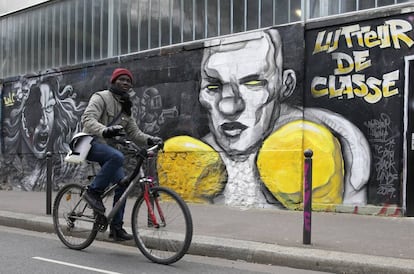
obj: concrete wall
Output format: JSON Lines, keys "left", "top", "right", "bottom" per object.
{"left": 1, "top": 8, "right": 413, "bottom": 215}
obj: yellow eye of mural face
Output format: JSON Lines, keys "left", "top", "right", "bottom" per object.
{"left": 244, "top": 80, "right": 265, "bottom": 87}
{"left": 207, "top": 85, "right": 220, "bottom": 91}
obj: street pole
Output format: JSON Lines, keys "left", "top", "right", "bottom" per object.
{"left": 303, "top": 149, "right": 313, "bottom": 245}
{"left": 46, "top": 152, "right": 52, "bottom": 215}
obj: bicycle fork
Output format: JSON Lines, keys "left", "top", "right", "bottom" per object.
{"left": 141, "top": 178, "right": 166, "bottom": 228}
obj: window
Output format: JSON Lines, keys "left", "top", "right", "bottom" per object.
{"left": 1, "top": 0, "right": 413, "bottom": 78}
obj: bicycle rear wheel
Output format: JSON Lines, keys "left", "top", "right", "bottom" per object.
{"left": 53, "top": 183, "right": 98, "bottom": 250}
{"left": 131, "top": 186, "right": 193, "bottom": 264}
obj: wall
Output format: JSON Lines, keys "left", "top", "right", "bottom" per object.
{"left": 305, "top": 12, "right": 414, "bottom": 215}
{"left": 1, "top": 10, "right": 413, "bottom": 215}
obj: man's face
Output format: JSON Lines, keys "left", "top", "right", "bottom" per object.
{"left": 22, "top": 83, "right": 56, "bottom": 157}
{"left": 200, "top": 36, "right": 284, "bottom": 156}
{"left": 114, "top": 75, "right": 132, "bottom": 92}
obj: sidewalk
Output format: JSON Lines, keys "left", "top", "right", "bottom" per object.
{"left": 1, "top": 190, "right": 414, "bottom": 273}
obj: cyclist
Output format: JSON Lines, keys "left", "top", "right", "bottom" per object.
{"left": 81, "top": 68, "right": 162, "bottom": 241}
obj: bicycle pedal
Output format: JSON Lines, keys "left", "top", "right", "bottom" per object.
{"left": 95, "top": 214, "right": 108, "bottom": 232}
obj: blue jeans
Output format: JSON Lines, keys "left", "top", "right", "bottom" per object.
{"left": 86, "top": 140, "right": 127, "bottom": 229}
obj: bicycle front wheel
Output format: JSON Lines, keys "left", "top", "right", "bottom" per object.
{"left": 53, "top": 183, "right": 98, "bottom": 250}
{"left": 131, "top": 186, "right": 193, "bottom": 264}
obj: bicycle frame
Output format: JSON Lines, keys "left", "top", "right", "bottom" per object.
{"left": 97, "top": 142, "right": 163, "bottom": 227}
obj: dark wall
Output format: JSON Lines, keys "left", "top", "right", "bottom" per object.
{"left": 1, "top": 11, "right": 413, "bottom": 215}
{"left": 305, "top": 14, "right": 414, "bottom": 206}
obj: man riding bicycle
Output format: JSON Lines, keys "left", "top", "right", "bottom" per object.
{"left": 81, "top": 68, "right": 162, "bottom": 241}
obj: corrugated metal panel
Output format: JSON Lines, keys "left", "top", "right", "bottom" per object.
{"left": 1, "top": 0, "right": 413, "bottom": 78}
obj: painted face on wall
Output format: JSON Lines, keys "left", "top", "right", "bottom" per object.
{"left": 21, "top": 83, "right": 56, "bottom": 157}
{"left": 200, "top": 33, "right": 288, "bottom": 157}
{"left": 12, "top": 78, "right": 37, "bottom": 102}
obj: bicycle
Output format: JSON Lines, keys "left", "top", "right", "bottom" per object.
{"left": 52, "top": 139, "right": 193, "bottom": 265}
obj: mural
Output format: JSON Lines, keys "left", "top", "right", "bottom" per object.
{"left": 1, "top": 13, "right": 414, "bottom": 213}
{"left": 158, "top": 26, "right": 370, "bottom": 210}
{"left": 305, "top": 15, "right": 414, "bottom": 207}
{"left": 0, "top": 53, "right": 204, "bottom": 192}
{"left": 1, "top": 72, "right": 86, "bottom": 190}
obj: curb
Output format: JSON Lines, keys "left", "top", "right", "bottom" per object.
{"left": 0, "top": 210, "right": 413, "bottom": 274}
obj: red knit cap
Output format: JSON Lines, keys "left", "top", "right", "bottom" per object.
{"left": 110, "top": 68, "right": 133, "bottom": 83}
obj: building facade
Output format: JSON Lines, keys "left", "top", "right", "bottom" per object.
{"left": 1, "top": 1, "right": 414, "bottom": 216}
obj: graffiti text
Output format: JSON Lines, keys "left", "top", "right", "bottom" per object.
{"left": 364, "top": 113, "right": 398, "bottom": 199}
{"left": 310, "top": 19, "right": 414, "bottom": 103}
{"left": 3, "top": 92, "right": 15, "bottom": 107}
{"left": 313, "top": 19, "right": 414, "bottom": 54}
{"left": 311, "top": 70, "right": 399, "bottom": 103}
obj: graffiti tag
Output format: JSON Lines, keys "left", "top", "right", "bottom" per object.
{"left": 3, "top": 92, "right": 15, "bottom": 107}
{"left": 364, "top": 113, "right": 398, "bottom": 198}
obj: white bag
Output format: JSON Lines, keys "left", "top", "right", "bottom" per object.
{"left": 64, "top": 133, "right": 94, "bottom": 164}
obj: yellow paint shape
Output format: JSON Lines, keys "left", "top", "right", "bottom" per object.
{"left": 157, "top": 136, "right": 227, "bottom": 203}
{"left": 257, "top": 120, "right": 344, "bottom": 210}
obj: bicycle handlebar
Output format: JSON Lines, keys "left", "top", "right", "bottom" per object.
{"left": 112, "top": 137, "right": 163, "bottom": 157}
{"left": 111, "top": 138, "right": 163, "bottom": 184}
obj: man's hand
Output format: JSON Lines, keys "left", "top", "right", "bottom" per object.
{"left": 102, "top": 125, "right": 124, "bottom": 138}
{"left": 147, "top": 136, "right": 163, "bottom": 146}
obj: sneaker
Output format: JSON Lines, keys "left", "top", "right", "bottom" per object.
{"left": 109, "top": 228, "right": 133, "bottom": 241}
{"left": 83, "top": 188, "right": 105, "bottom": 214}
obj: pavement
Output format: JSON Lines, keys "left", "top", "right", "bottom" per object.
{"left": 0, "top": 190, "right": 414, "bottom": 274}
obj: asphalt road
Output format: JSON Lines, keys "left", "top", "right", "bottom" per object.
{"left": 0, "top": 225, "right": 331, "bottom": 274}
